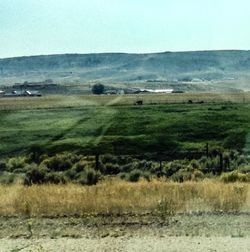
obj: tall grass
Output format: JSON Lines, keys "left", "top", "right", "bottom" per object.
{"left": 0, "top": 180, "right": 249, "bottom": 217}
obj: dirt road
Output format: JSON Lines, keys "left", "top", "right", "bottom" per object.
{"left": 0, "top": 213, "right": 249, "bottom": 252}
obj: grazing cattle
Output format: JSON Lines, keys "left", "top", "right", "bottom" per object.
{"left": 135, "top": 100, "right": 143, "bottom": 105}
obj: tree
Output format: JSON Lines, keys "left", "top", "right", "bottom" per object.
{"left": 92, "top": 83, "right": 104, "bottom": 94}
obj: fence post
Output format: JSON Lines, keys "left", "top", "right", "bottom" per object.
{"left": 206, "top": 143, "right": 209, "bottom": 157}
{"left": 95, "top": 153, "right": 99, "bottom": 170}
{"left": 219, "top": 152, "right": 223, "bottom": 174}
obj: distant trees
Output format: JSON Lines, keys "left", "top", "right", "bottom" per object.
{"left": 92, "top": 83, "right": 104, "bottom": 94}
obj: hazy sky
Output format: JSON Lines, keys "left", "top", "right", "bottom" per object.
{"left": 1, "top": 0, "right": 250, "bottom": 58}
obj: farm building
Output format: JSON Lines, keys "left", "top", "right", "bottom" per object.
{"left": 139, "top": 88, "right": 174, "bottom": 93}
{"left": 3, "top": 90, "right": 42, "bottom": 97}
{"left": 104, "top": 90, "right": 117, "bottom": 95}
{"left": 24, "top": 90, "right": 42, "bottom": 96}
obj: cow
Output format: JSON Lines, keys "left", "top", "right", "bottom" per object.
{"left": 134, "top": 100, "right": 143, "bottom": 105}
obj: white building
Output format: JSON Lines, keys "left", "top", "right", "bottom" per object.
{"left": 139, "top": 88, "right": 174, "bottom": 93}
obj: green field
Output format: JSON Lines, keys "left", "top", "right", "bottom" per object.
{"left": 1, "top": 93, "right": 250, "bottom": 158}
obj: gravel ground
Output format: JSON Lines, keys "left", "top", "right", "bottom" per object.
{"left": 1, "top": 236, "right": 250, "bottom": 252}
{"left": 0, "top": 213, "right": 249, "bottom": 252}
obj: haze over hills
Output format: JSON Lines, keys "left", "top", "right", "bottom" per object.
{"left": 0, "top": 50, "right": 250, "bottom": 92}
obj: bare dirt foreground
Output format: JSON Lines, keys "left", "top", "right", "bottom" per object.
{"left": 0, "top": 213, "right": 249, "bottom": 252}
{"left": 1, "top": 236, "right": 249, "bottom": 252}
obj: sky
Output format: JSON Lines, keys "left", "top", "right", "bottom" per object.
{"left": 0, "top": 0, "right": 250, "bottom": 58}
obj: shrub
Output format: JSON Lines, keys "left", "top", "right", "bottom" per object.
{"left": 149, "top": 161, "right": 163, "bottom": 174}
{"left": 74, "top": 160, "right": 87, "bottom": 173}
{"left": 0, "top": 172, "right": 15, "bottom": 185}
{"left": 142, "top": 171, "right": 151, "bottom": 182}
{"left": 6, "top": 157, "right": 27, "bottom": 172}
{"left": 229, "top": 150, "right": 239, "bottom": 160}
{"left": 120, "top": 163, "right": 135, "bottom": 173}
{"left": 238, "top": 164, "right": 250, "bottom": 174}
{"left": 6, "top": 174, "right": 15, "bottom": 184}
{"left": 137, "top": 160, "right": 147, "bottom": 170}
{"left": 24, "top": 164, "right": 48, "bottom": 185}
{"left": 117, "top": 156, "right": 133, "bottom": 165}
{"left": 65, "top": 168, "right": 78, "bottom": 180}
{"left": 201, "top": 156, "right": 221, "bottom": 173}
{"left": 171, "top": 168, "right": 192, "bottom": 182}
{"left": 137, "top": 160, "right": 155, "bottom": 171}
{"left": 103, "top": 163, "right": 120, "bottom": 175}
{"left": 86, "top": 169, "right": 100, "bottom": 185}
{"left": 119, "top": 172, "right": 127, "bottom": 180}
{"left": 44, "top": 172, "right": 67, "bottom": 184}
{"left": 127, "top": 169, "right": 142, "bottom": 182}
{"left": 165, "top": 160, "right": 188, "bottom": 177}
{"left": 42, "top": 153, "right": 73, "bottom": 171}
{"left": 192, "top": 170, "right": 204, "bottom": 181}
{"left": 209, "top": 146, "right": 224, "bottom": 156}
{"left": 190, "top": 159, "right": 201, "bottom": 170}
{"left": 78, "top": 168, "right": 100, "bottom": 186}
{"left": 221, "top": 171, "right": 250, "bottom": 183}
{"left": 27, "top": 145, "right": 46, "bottom": 163}
{"left": 13, "top": 168, "right": 25, "bottom": 174}
{"left": 101, "top": 154, "right": 118, "bottom": 164}
{"left": 0, "top": 160, "right": 6, "bottom": 171}
{"left": 235, "top": 156, "right": 247, "bottom": 167}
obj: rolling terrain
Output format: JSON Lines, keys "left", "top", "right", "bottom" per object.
{"left": 0, "top": 50, "right": 250, "bottom": 92}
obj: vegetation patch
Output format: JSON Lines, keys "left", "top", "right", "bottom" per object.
{"left": 0, "top": 180, "right": 248, "bottom": 216}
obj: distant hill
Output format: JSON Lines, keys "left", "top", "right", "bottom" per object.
{"left": 0, "top": 50, "right": 250, "bottom": 91}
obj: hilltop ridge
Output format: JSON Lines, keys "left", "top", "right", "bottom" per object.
{"left": 0, "top": 50, "right": 250, "bottom": 91}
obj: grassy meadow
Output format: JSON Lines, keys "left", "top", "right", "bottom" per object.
{"left": 0, "top": 93, "right": 250, "bottom": 219}
{"left": 0, "top": 92, "right": 250, "bottom": 157}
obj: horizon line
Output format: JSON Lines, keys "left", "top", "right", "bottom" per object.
{"left": 1, "top": 49, "right": 250, "bottom": 60}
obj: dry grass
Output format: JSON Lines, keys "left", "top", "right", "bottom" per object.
{"left": 0, "top": 180, "right": 249, "bottom": 217}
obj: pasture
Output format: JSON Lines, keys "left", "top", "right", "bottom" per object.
{"left": 0, "top": 92, "right": 250, "bottom": 110}
{"left": 0, "top": 93, "right": 250, "bottom": 251}
{"left": 0, "top": 92, "right": 250, "bottom": 157}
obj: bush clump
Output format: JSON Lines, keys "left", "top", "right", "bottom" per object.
{"left": 171, "top": 168, "right": 192, "bottom": 182}
{"left": 164, "top": 160, "right": 189, "bottom": 177}
{"left": 0, "top": 172, "right": 16, "bottom": 185}
{"left": 221, "top": 171, "right": 250, "bottom": 183}
{"left": 24, "top": 164, "right": 68, "bottom": 185}
{"left": 238, "top": 164, "right": 250, "bottom": 174}
{"left": 74, "top": 160, "right": 88, "bottom": 173}
{"left": 41, "top": 153, "right": 75, "bottom": 171}
{"left": 5, "top": 157, "right": 27, "bottom": 172}
{"left": 171, "top": 168, "right": 204, "bottom": 182}
{"left": 24, "top": 164, "right": 48, "bottom": 185}
{"left": 78, "top": 168, "right": 101, "bottom": 186}
{"left": 44, "top": 172, "right": 67, "bottom": 184}
{"left": 101, "top": 154, "right": 118, "bottom": 164}
{"left": 0, "top": 160, "right": 7, "bottom": 171}
{"left": 103, "top": 163, "right": 120, "bottom": 175}
{"left": 127, "top": 169, "right": 142, "bottom": 182}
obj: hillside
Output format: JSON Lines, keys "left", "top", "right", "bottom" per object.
{"left": 0, "top": 50, "right": 250, "bottom": 91}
